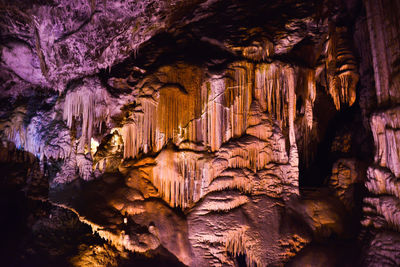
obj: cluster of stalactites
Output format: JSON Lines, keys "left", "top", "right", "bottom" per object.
{"left": 63, "top": 86, "right": 110, "bottom": 151}
{"left": 121, "top": 99, "right": 159, "bottom": 159}
{"left": 326, "top": 25, "right": 359, "bottom": 110}
{"left": 225, "top": 227, "right": 262, "bottom": 267}
{"left": 121, "top": 61, "right": 302, "bottom": 161}
{"left": 224, "top": 142, "right": 271, "bottom": 172}
{"left": 254, "top": 63, "right": 298, "bottom": 147}
{"left": 253, "top": 63, "right": 299, "bottom": 175}
{"left": 158, "top": 85, "right": 194, "bottom": 143}
{"left": 151, "top": 149, "right": 210, "bottom": 208}
{"left": 120, "top": 62, "right": 304, "bottom": 209}
{"left": 122, "top": 62, "right": 254, "bottom": 159}
{"left": 254, "top": 64, "right": 297, "bottom": 128}
{"left": 121, "top": 64, "right": 204, "bottom": 159}
{"left": 184, "top": 62, "right": 253, "bottom": 151}
{"left": 224, "top": 62, "right": 253, "bottom": 136}
{"left": 121, "top": 86, "right": 194, "bottom": 159}
{"left": 2, "top": 107, "right": 28, "bottom": 151}
{"left": 187, "top": 62, "right": 299, "bottom": 152}
{"left": 1, "top": 107, "right": 71, "bottom": 160}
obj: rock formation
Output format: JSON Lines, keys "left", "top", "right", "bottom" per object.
{"left": 0, "top": 0, "right": 399, "bottom": 266}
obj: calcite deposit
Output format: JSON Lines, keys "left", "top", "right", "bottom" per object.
{"left": 0, "top": 0, "right": 399, "bottom": 266}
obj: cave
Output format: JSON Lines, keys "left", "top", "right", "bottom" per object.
{"left": 1, "top": 0, "right": 400, "bottom": 266}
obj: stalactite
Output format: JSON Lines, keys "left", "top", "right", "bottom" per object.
{"left": 255, "top": 63, "right": 297, "bottom": 129}
{"left": 225, "top": 227, "right": 262, "bottom": 267}
{"left": 326, "top": 25, "right": 359, "bottom": 110}
{"left": 121, "top": 99, "right": 157, "bottom": 159}
{"left": 255, "top": 64, "right": 284, "bottom": 124}
{"left": 293, "top": 68, "right": 317, "bottom": 168}
{"left": 305, "top": 69, "right": 316, "bottom": 130}
{"left": 150, "top": 148, "right": 209, "bottom": 208}
{"left": 63, "top": 85, "right": 110, "bottom": 151}
{"left": 158, "top": 85, "right": 193, "bottom": 144}
{"left": 122, "top": 63, "right": 255, "bottom": 158}
{"left": 222, "top": 140, "right": 271, "bottom": 171}
{"left": 286, "top": 67, "right": 296, "bottom": 147}
{"left": 2, "top": 107, "right": 27, "bottom": 151}
{"left": 224, "top": 62, "right": 253, "bottom": 138}
{"left": 63, "top": 88, "right": 95, "bottom": 148}
{"left": 1, "top": 108, "right": 68, "bottom": 160}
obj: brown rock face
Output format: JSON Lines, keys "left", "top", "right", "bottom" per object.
{"left": 361, "top": 0, "right": 400, "bottom": 265}
{"left": 365, "top": 0, "right": 400, "bottom": 106}
{"left": 0, "top": 0, "right": 399, "bottom": 266}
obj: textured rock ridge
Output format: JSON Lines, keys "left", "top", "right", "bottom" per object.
{"left": 361, "top": 1, "right": 400, "bottom": 265}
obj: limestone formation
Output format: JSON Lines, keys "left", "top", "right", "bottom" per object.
{"left": 0, "top": 0, "right": 399, "bottom": 266}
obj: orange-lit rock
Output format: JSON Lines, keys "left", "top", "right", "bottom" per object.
{"left": 326, "top": 26, "right": 359, "bottom": 110}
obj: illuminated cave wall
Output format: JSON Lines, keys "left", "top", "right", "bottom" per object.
{"left": 0, "top": 0, "right": 400, "bottom": 266}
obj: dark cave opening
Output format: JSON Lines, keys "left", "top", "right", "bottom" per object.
{"left": 227, "top": 251, "right": 248, "bottom": 267}
{"left": 236, "top": 253, "right": 247, "bottom": 267}
{"left": 298, "top": 86, "right": 374, "bottom": 189}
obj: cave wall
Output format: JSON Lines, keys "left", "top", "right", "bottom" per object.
{"left": 0, "top": 0, "right": 399, "bottom": 266}
{"left": 360, "top": 0, "right": 400, "bottom": 265}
